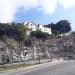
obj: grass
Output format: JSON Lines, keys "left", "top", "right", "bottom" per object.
{"left": 0, "top": 64, "right": 32, "bottom": 72}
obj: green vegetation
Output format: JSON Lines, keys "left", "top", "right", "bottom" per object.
{"left": 0, "top": 20, "right": 73, "bottom": 65}
{"left": 24, "top": 38, "right": 32, "bottom": 47}
{"left": 0, "top": 23, "right": 26, "bottom": 42}
{"left": 14, "top": 23, "right": 26, "bottom": 42}
{"left": 46, "top": 20, "right": 71, "bottom": 35}
{"left": 0, "top": 64, "right": 32, "bottom": 72}
{"left": 0, "top": 20, "right": 71, "bottom": 43}
{"left": 31, "top": 30, "right": 49, "bottom": 40}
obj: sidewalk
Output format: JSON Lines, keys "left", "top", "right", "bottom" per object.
{"left": 0, "top": 59, "right": 65, "bottom": 75}
{"left": 0, "top": 59, "right": 51, "bottom": 67}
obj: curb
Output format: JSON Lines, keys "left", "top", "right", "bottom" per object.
{"left": 0, "top": 60, "right": 65, "bottom": 74}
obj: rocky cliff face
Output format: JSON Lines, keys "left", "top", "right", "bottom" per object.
{"left": 30, "top": 35, "right": 75, "bottom": 60}
{"left": 0, "top": 35, "right": 75, "bottom": 64}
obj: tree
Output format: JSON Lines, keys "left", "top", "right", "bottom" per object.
{"left": 14, "top": 23, "right": 26, "bottom": 42}
{"left": 0, "top": 23, "right": 9, "bottom": 36}
{"left": 24, "top": 38, "right": 32, "bottom": 47}
{"left": 52, "top": 20, "right": 71, "bottom": 35}
{"left": 46, "top": 22, "right": 54, "bottom": 28}
{"left": 46, "top": 20, "right": 71, "bottom": 35}
{"left": 31, "top": 30, "right": 49, "bottom": 40}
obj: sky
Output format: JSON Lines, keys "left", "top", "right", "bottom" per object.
{"left": 0, "top": 0, "right": 75, "bottom": 31}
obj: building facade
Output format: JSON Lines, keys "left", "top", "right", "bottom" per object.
{"left": 37, "top": 24, "right": 52, "bottom": 35}
{"left": 24, "top": 22, "right": 52, "bottom": 35}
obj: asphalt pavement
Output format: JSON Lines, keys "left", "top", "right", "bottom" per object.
{"left": 21, "top": 61, "right": 75, "bottom": 75}
{"left": 1, "top": 61, "right": 75, "bottom": 75}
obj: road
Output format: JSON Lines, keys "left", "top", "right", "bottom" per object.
{"left": 21, "top": 61, "right": 75, "bottom": 75}
{"left": 1, "top": 61, "right": 75, "bottom": 75}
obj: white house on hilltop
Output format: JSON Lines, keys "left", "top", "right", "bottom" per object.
{"left": 24, "top": 22, "right": 37, "bottom": 31}
{"left": 24, "top": 22, "right": 52, "bottom": 35}
{"left": 37, "top": 24, "right": 52, "bottom": 35}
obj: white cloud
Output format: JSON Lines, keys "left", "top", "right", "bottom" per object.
{"left": 39, "top": 0, "right": 58, "bottom": 14}
{"left": 0, "top": 0, "right": 39, "bottom": 23}
{"left": 0, "top": 0, "right": 75, "bottom": 23}
{"left": 18, "top": 0, "right": 39, "bottom": 10}
{"left": 59, "top": 0, "right": 75, "bottom": 9}
{"left": 0, "top": 0, "right": 17, "bottom": 23}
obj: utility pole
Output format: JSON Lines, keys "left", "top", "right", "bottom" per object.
{"left": 34, "top": 44, "right": 37, "bottom": 64}
{"left": 23, "top": 49, "right": 27, "bottom": 66}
